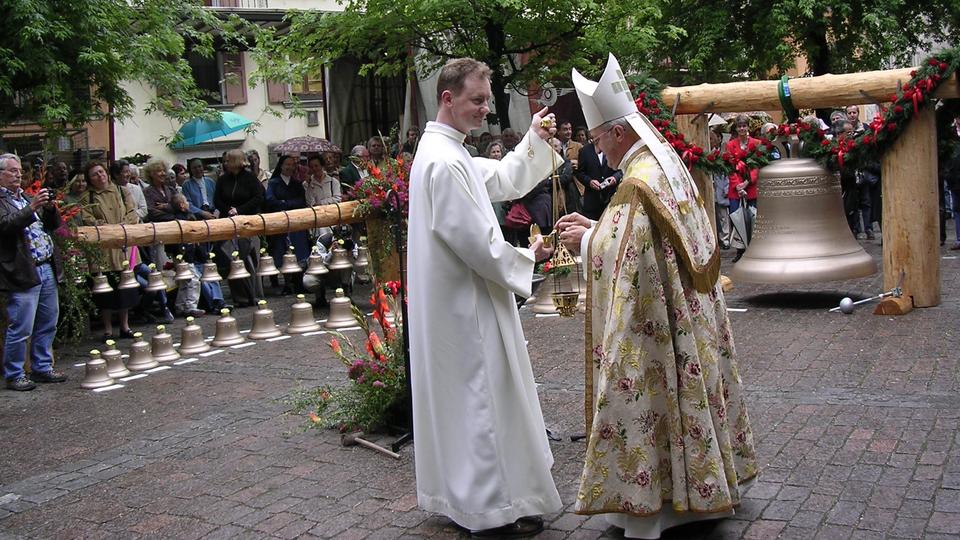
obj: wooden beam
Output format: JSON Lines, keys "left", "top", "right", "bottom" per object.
{"left": 665, "top": 68, "right": 959, "bottom": 115}
{"left": 75, "top": 201, "right": 362, "bottom": 249}
{"left": 881, "top": 108, "right": 939, "bottom": 308}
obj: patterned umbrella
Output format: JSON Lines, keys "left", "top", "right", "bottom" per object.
{"left": 274, "top": 136, "right": 341, "bottom": 154}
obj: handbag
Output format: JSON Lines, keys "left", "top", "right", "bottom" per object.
{"left": 504, "top": 202, "right": 533, "bottom": 229}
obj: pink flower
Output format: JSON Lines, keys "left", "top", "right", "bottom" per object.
{"left": 372, "top": 380, "right": 385, "bottom": 388}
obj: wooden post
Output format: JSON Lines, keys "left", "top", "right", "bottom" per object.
{"left": 675, "top": 115, "right": 716, "bottom": 233}
{"left": 881, "top": 108, "right": 939, "bottom": 308}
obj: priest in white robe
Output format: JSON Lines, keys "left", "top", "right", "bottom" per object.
{"left": 407, "top": 57, "right": 563, "bottom": 536}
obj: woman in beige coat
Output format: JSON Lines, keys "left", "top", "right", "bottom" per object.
{"left": 80, "top": 161, "right": 141, "bottom": 340}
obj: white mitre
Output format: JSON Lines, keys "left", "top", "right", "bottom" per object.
{"left": 572, "top": 53, "right": 697, "bottom": 203}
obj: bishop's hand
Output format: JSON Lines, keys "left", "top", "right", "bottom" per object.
{"left": 555, "top": 212, "right": 592, "bottom": 255}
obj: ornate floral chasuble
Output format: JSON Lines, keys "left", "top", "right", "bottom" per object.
{"left": 577, "top": 148, "right": 757, "bottom": 517}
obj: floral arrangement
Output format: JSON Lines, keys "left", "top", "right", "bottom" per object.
{"left": 348, "top": 155, "right": 410, "bottom": 224}
{"left": 290, "top": 282, "right": 406, "bottom": 433}
{"left": 535, "top": 259, "right": 572, "bottom": 277}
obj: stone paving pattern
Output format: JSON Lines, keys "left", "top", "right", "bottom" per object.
{"left": 1, "top": 238, "right": 959, "bottom": 539}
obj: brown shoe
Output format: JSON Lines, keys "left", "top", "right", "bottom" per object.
{"left": 29, "top": 369, "right": 68, "bottom": 383}
{"left": 6, "top": 376, "right": 37, "bottom": 391}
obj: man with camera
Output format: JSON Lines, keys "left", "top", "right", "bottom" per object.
{"left": 0, "top": 153, "right": 67, "bottom": 391}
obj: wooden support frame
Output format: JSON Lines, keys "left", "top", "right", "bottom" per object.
{"left": 75, "top": 200, "right": 362, "bottom": 249}
{"left": 670, "top": 65, "right": 958, "bottom": 310}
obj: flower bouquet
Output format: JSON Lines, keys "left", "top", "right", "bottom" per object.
{"left": 346, "top": 155, "right": 410, "bottom": 282}
{"left": 290, "top": 282, "right": 406, "bottom": 433}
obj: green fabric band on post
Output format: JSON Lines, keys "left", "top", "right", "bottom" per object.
{"left": 778, "top": 75, "right": 799, "bottom": 122}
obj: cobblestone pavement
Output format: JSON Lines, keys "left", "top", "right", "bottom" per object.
{"left": 1, "top": 237, "right": 959, "bottom": 539}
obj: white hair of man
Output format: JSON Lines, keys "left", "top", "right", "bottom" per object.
{"left": 0, "top": 153, "right": 20, "bottom": 170}
{"left": 351, "top": 145, "right": 367, "bottom": 156}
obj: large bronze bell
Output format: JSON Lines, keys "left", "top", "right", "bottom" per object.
{"left": 327, "top": 244, "right": 353, "bottom": 272}
{"left": 127, "top": 333, "right": 159, "bottom": 371}
{"left": 151, "top": 325, "right": 180, "bottom": 362}
{"left": 248, "top": 300, "right": 282, "bottom": 339}
{"left": 279, "top": 246, "right": 302, "bottom": 274}
{"left": 173, "top": 255, "right": 195, "bottom": 282}
{"left": 201, "top": 252, "right": 221, "bottom": 282}
{"left": 117, "top": 262, "right": 139, "bottom": 290}
{"left": 731, "top": 158, "right": 877, "bottom": 283}
{"left": 102, "top": 340, "right": 130, "bottom": 379}
{"left": 91, "top": 273, "right": 113, "bottom": 294}
{"left": 212, "top": 309, "right": 245, "bottom": 346}
{"left": 324, "top": 288, "right": 357, "bottom": 329}
{"left": 257, "top": 248, "right": 280, "bottom": 277}
{"left": 287, "top": 294, "right": 322, "bottom": 334}
{"left": 227, "top": 251, "right": 251, "bottom": 280}
{"left": 81, "top": 349, "right": 116, "bottom": 389}
{"left": 179, "top": 316, "right": 211, "bottom": 355}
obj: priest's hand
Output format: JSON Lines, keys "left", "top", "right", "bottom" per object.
{"left": 530, "top": 235, "right": 554, "bottom": 262}
{"left": 531, "top": 107, "right": 557, "bottom": 141}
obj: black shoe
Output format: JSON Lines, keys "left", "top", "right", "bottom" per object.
{"left": 732, "top": 249, "right": 745, "bottom": 263}
{"left": 29, "top": 369, "right": 67, "bottom": 384}
{"left": 469, "top": 516, "right": 544, "bottom": 538}
{"left": 6, "top": 376, "right": 37, "bottom": 391}
{"left": 118, "top": 328, "right": 136, "bottom": 340}
{"left": 158, "top": 309, "right": 175, "bottom": 324}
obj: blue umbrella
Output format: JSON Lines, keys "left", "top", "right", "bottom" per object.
{"left": 171, "top": 111, "right": 253, "bottom": 148}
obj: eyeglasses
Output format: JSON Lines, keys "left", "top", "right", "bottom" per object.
{"left": 590, "top": 125, "right": 616, "bottom": 143}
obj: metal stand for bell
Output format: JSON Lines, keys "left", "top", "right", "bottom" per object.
{"left": 383, "top": 190, "right": 413, "bottom": 453}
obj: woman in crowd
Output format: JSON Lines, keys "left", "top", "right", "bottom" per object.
{"left": 110, "top": 159, "right": 148, "bottom": 223}
{"left": 484, "top": 141, "right": 504, "bottom": 160}
{"left": 247, "top": 149, "right": 270, "bottom": 190}
{"left": 80, "top": 161, "right": 140, "bottom": 341}
{"left": 214, "top": 149, "right": 263, "bottom": 307}
{"left": 725, "top": 114, "right": 761, "bottom": 262}
{"left": 266, "top": 154, "right": 309, "bottom": 293}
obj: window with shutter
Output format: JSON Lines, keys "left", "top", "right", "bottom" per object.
{"left": 222, "top": 52, "right": 247, "bottom": 105}
{"left": 291, "top": 69, "right": 325, "bottom": 101}
{"left": 267, "top": 80, "right": 290, "bottom": 104}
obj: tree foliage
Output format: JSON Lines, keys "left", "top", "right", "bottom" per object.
{"left": 0, "top": 0, "right": 254, "bottom": 134}
{"left": 253, "top": 0, "right": 667, "bottom": 128}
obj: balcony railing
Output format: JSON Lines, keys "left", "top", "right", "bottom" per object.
{"left": 204, "top": 0, "right": 269, "bottom": 8}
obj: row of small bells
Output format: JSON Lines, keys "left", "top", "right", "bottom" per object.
{"left": 80, "top": 291, "right": 361, "bottom": 388}
{"left": 84, "top": 241, "right": 369, "bottom": 388}
{"left": 91, "top": 241, "right": 372, "bottom": 294}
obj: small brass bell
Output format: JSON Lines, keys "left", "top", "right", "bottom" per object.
{"left": 248, "top": 300, "right": 282, "bottom": 340}
{"left": 179, "top": 316, "right": 211, "bottom": 355}
{"left": 144, "top": 263, "right": 166, "bottom": 292}
{"left": 102, "top": 340, "right": 130, "bottom": 379}
{"left": 91, "top": 273, "right": 113, "bottom": 294}
{"left": 353, "top": 246, "right": 370, "bottom": 272}
{"left": 126, "top": 333, "right": 159, "bottom": 371}
{"left": 257, "top": 248, "right": 280, "bottom": 277}
{"left": 325, "top": 288, "right": 358, "bottom": 329}
{"left": 279, "top": 246, "right": 302, "bottom": 274}
{"left": 287, "top": 294, "right": 321, "bottom": 334}
{"left": 227, "top": 251, "right": 251, "bottom": 280}
{"left": 173, "top": 255, "right": 195, "bottom": 282}
{"left": 327, "top": 242, "right": 353, "bottom": 271}
{"left": 212, "top": 308, "right": 245, "bottom": 346}
{"left": 117, "top": 261, "right": 139, "bottom": 290}
{"left": 305, "top": 248, "right": 329, "bottom": 276}
{"left": 201, "top": 252, "right": 221, "bottom": 282}
{"left": 81, "top": 349, "right": 116, "bottom": 389}
{"left": 151, "top": 325, "right": 180, "bottom": 363}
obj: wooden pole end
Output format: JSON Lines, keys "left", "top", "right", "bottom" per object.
{"left": 873, "top": 296, "right": 913, "bottom": 316}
